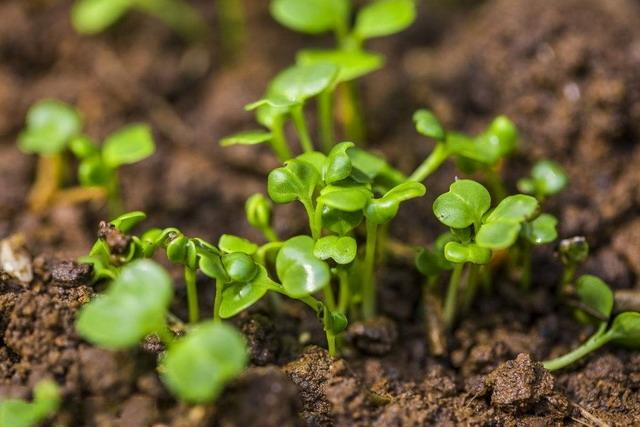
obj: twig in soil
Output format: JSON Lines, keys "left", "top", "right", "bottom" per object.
{"left": 570, "top": 401, "right": 611, "bottom": 427}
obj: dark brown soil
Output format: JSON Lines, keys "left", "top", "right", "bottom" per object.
{"left": 1, "top": 0, "right": 639, "bottom": 425}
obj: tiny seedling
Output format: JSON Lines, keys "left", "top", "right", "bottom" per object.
{"left": 0, "top": 380, "right": 60, "bottom": 427}
{"left": 76, "top": 259, "right": 248, "bottom": 403}
{"left": 409, "top": 110, "right": 518, "bottom": 200}
{"left": 71, "top": 0, "right": 208, "bottom": 41}
{"left": 245, "top": 193, "right": 278, "bottom": 242}
{"left": 270, "top": 0, "right": 416, "bottom": 144}
{"left": 543, "top": 275, "right": 640, "bottom": 370}
{"left": 517, "top": 160, "right": 569, "bottom": 202}
{"left": 431, "top": 179, "right": 538, "bottom": 328}
{"left": 557, "top": 236, "right": 589, "bottom": 296}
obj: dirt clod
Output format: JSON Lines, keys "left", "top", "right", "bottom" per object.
{"left": 50, "top": 260, "right": 93, "bottom": 288}
{"left": 347, "top": 317, "right": 398, "bottom": 356}
{"left": 98, "top": 220, "right": 131, "bottom": 255}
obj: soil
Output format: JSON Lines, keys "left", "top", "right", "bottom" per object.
{"left": 1, "top": 0, "right": 640, "bottom": 425}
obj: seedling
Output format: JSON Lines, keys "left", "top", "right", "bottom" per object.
{"left": 517, "top": 160, "right": 569, "bottom": 202}
{"left": 270, "top": 0, "right": 416, "bottom": 144}
{"left": 516, "top": 213, "right": 559, "bottom": 289}
{"left": 557, "top": 236, "right": 589, "bottom": 296}
{"left": 431, "top": 179, "right": 539, "bottom": 328}
{"left": 543, "top": 275, "right": 640, "bottom": 370}
{"left": 245, "top": 193, "right": 278, "bottom": 242}
{"left": 76, "top": 260, "right": 248, "bottom": 402}
{"left": 409, "top": 110, "right": 518, "bottom": 200}
{"left": 0, "top": 380, "right": 60, "bottom": 427}
{"left": 71, "top": 0, "right": 208, "bottom": 42}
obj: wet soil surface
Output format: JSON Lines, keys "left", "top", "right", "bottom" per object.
{"left": 1, "top": 0, "right": 640, "bottom": 425}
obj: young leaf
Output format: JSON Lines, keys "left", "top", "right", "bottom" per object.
{"left": 161, "top": 321, "right": 247, "bottom": 403}
{"left": 355, "top": 0, "right": 416, "bottom": 40}
{"left": 72, "top": 0, "right": 131, "bottom": 34}
{"left": 276, "top": 236, "right": 330, "bottom": 297}
{"left": 219, "top": 265, "right": 273, "bottom": 318}
{"left": 110, "top": 211, "right": 146, "bottom": 233}
{"left": 476, "top": 195, "right": 539, "bottom": 249}
{"left": 296, "top": 151, "right": 328, "bottom": 176}
{"left": 245, "top": 194, "right": 273, "bottom": 230}
{"left": 102, "top": 124, "right": 155, "bottom": 168}
{"left": 433, "top": 180, "right": 491, "bottom": 229}
{"left": 69, "top": 135, "right": 99, "bottom": 159}
{"left": 322, "top": 206, "right": 363, "bottom": 235}
{"left": 575, "top": 275, "right": 614, "bottom": 320}
{"left": 522, "top": 213, "right": 558, "bottom": 245}
{"left": 0, "top": 380, "right": 61, "bottom": 427}
{"left": 558, "top": 237, "right": 589, "bottom": 265}
{"left": 166, "top": 235, "right": 190, "bottom": 264}
{"left": 199, "top": 253, "right": 229, "bottom": 282}
{"left": 268, "top": 159, "right": 320, "bottom": 204}
{"left": 324, "top": 142, "right": 354, "bottom": 184}
{"left": 219, "top": 235, "right": 258, "bottom": 255}
{"left": 518, "top": 160, "right": 569, "bottom": 197}
{"left": 319, "top": 184, "right": 372, "bottom": 212}
{"left": 447, "top": 116, "right": 518, "bottom": 166}
{"left": 221, "top": 253, "right": 259, "bottom": 283}
{"left": 220, "top": 130, "right": 272, "bottom": 146}
{"left": 76, "top": 260, "right": 173, "bottom": 349}
{"left": 608, "top": 312, "right": 640, "bottom": 349}
{"left": 18, "top": 99, "right": 82, "bottom": 155}
{"left": 296, "top": 49, "right": 384, "bottom": 83}
{"left": 268, "top": 63, "right": 339, "bottom": 104}
{"left": 270, "top": 0, "right": 348, "bottom": 34}
{"left": 314, "top": 235, "right": 357, "bottom": 264}
{"left": 365, "top": 181, "right": 426, "bottom": 224}
{"left": 415, "top": 232, "right": 455, "bottom": 277}
{"left": 413, "top": 109, "right": 445, "bottom": 141}
{"left": 444, "top": 242, "right": 491, "bottom": 265}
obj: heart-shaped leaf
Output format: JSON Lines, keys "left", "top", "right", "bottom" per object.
{"left": 319, "top": 184, "right": 372, "bottom": 212}
{"left": 296, "top": 49, "right": 384, "bottom": 83}
{"left": 576, "top": 275, "right": 614, "bottom": 320}
{"left": 161, "top": 322, "right": 247, "bottom": 403}
{"left": 413, "top": 109, "right": 445, "bottom": 141}
{"left": 18, "top": 99, "right": 83, "bottom": 155}
{"left": 433, "top": 180, "right": 490, "bottom": 229}
{"left": 365, "top": 181, "right": 426, "bottom": 224}
{"left": 355, "top": 0, "right": 416, "bottom": 40}
{"left": 268, "top": 159, "right": 320, "bottom": 204}
{"left": 219, "top": 265, "right": 273, "bottom": 318}
{"left": 103, "top": 124, "right": 155, "bottom": 168}
{"left": 476, "top": 195, "right": 539, "bottom": 249}
{"left": 444, "top": 242, "right": 491, "bottom": 265}
{"left": 218, "top": 234, "right": 258, "bottom": 255}
{"left": 522, "top": 213, "right": 558, "bottom": 245}
{"left": 76, "top": 260, "right": 172, "bottom": 349}
{"left": 270, "top": 0, "right": 348, "bottom": 34}
{"left": 276, "top": 236, "right": 330, "bottom": 297}
{"left": 314, "top": 235, "right": 357, "bottom": 264}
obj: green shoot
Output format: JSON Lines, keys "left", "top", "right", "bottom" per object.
{"left": 71, "top": 0, "right": 208, "bottom": 42}
{"left": 0, "top": 380, "right": 61, "bottom": 427}
{"left": 517, "top": 160, "right": 569, "bottom": 202}
{"left": 544, "top": 275, "right": 640, "bottom": 370}
{"left": 558, "top": 236, "right": 589, "bottom": 297}
{"left": 517, "top": 213, "right": 559, "bottom": 289}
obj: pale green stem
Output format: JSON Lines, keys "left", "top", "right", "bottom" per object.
{"left": 362, "top": 220, "right": 378, "bottom": 320}
{"left": 444, "top": 263, "right": 464, "bottom": 330}
{"left": 408, "top": 143, "right": 450, "bottom": 182}
{"left": 184, "top": 267, "right": 199, "bottom": 323}
{"left": 485, "top": 167, "right": 508, "bottom": 202}
{"left": 270, "top": 116, "right": 292, "bottom": 161}
{"left": 462, "top": 264, "right": 480, "bottom": 312}
{"left": 543, "top": 324, "right": 610, "bottom": 371}
{"left": 213, "top": 279, "right": 223, "bottom": 323}
{"left": 342, "top": 81, "right": 365, "bottom": 144}
{"left": 318, "top": 90, "right": 335, "bottom": 152}
{"left": 261, "top": 226, "right": 279, "bottom": 243}
{"left": 338, "top": 268, "right": 350, "bottom": 314}
{"left": 291, "top": 105, "right": 314, "bottom": 153}
{"left": 302, "top": 199, "right": 320, "bottom": 240}
{"left": 559, "top": 263, "right": 577, "bottom": 297}
{"left": 520, "top": 241, "right": 533, "bottom": 291}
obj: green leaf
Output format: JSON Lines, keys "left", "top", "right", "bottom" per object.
{"left": 476, "top": 222, "right": 521, "bottom": 249}
{"left": 221, "top": 252, "right": 259, "bottom": 283}
{"left": 218, "top": 234, "right": 258, "bottom": 255}
{"left": 276, "top": 236, "right": 330, "bottom": 297}
{"left": 609, "top": 312, "right": 640, "bottom": 349}
{"left": 476, "top": 195, "right": 539, "bottom": 249}
{"left": 270, "top": 0, "right": 348, "bottom": 34}
{"left": 161, "top": 322, "right": 247, "bottom": 403}
{"left": 268, "top": 63, "right": 339, "bottom": 104}
{"left": 71, "top": 0, "right": 131, "bottom": 34}
{"left": 529, "top": 160, "right": 569, "bottom": 197}
{"left": 110, "top": 211, "right": 146, "bottom": 233}
{"left": 444, "top": 242, "right": 491, "bottom": 265}
{"left": 78, "top": 156, "right": 111, "bottom": 186}
{"left": 322, "top": 206, "right": 363, "bottom": 235}
{"left": 413, "top": 109, "right": 445, "bottom": 141}
{"left": 0, "top": 380, "right": 61, "bottom": 427}
{"left": 18, "top": 99, "right": 82, "bottom": 155}
{"left": 76, "top": 260, "right": 172, "bottom": 349}
{"left": 219, "top": 265, "right": 273, "bottom": 318}
{"left": 324, "top": 142, "right": 354, "bottom": 184}
{"left": 355, "top": 0, "right": 416, "bottom": 39}
{"left": 365, "top": 181, "right": 426, "bottom": 224}
{"left": 415, "top": 233, "right": 455, "bottom": 277}
{"left": 199, "top": 253, "right": 229, "bottom": 282}
{"left": 558, "top": 237, "right": 589, "bottom": 265}
{"left": 69, "top": 135, "right": 99, "bottom": 159}
{"left": 576, "top": 275, "right": 614, "bottom": 320}
{"left": 319, "top": 184, "right": 372, "bottom": 212}
{"left": 102, "top": 124, "right": 155, "bottom": 168}
{"left": 447, "top": 116, "right": 518, "bottom": 166}
{"left": 268, "top": 159, "right": 320, "bottom": 204}
{"left": 296, "top": 151, "right": 327, "bottom": 176}
{"left": 522, "top": 213, "right": 558, "bottom": 245}
{"left": 296, "top": 49, "right": 384, "bottom": 83}
{"left": 245, "top": 194, "right": 272, "bottom": 230}
{"left": 433, "top": 180, "right": 491, "bottom": 229}
{"left": 314, "top": 235, "right": 357, "bottom": 264}
{"left": 220, "top": 130, "right": 272, "bottom": 146}
{"left": 166, "top": 235, "right": 189, "bottom": 264}
{"left": 325, "top": 310, "right": 348, "bottom": 334}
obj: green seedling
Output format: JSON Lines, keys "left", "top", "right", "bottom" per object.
{"left": 70, "top": 124, "right": 155, "bottom": 215}
{"left": 270, "top": 0, "right": 416, "bottom": 144}
{"left": 71, "top": 0, "right": 208, "bottom": 41}
{"left": 245, "top": 193, "right": 278, "bottom": 242}
{"left": 558, "top": 236, "right": 589, "bottom": 296}
{"left": 517, "top": 160, "right": 569, "bottom": 202}
{"left": 432, "top": 179, "right": 538, "bottom": 328}
{"left": 543, "top": 275, "right": 640, "bottom": 371}
{"left": 0, "top": 380, "right": 60, "bottom": 427}
{"left": 516, "top": 213, "right": 559, "bottom": 289}
{"left": 409, "top": 110, "right": 518, "bottom": 200}
{"left": 76, "top": 260, "right": 248, "bottom": 402}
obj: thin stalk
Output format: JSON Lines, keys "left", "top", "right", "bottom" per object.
{"left": 444, "top": 263, "right": 464, "bottom": 330}
{"left": 302, "top": 199, "right": 320, "bottom": 240}
{"left": 270, "top": 117, "right": 292, "bottom": 162}
{"left": 213, "top": 279, "right": 223, "bottom": 323}
{"left": 485, "top": 168, "right": 508, "bottom": 202}
{"left": 543, "top": 324, "right": 610, "bottom": 371}
{"left": 462, "top": 264, "right": 480, "bottom": 313}
{"left": 324, "top": 286, "right": 337, "bottom": 312}
{"left": 291, "top": 105, "right": 314, "bottom": 153}
{"left": 362, "top": 220, "right": 378, "bottom": 320}
{"left": 341, "top": 81, "right": 365, "bottom": 143}
{"left": 184, "top": 267, "right": 199, "bottom": 323}
{"left": 135, "top": 0, "right": 209, "bottom": 42}
{"left": 423, "top": 277, "right": 446, "bottom": 356}
{"left": 408, "top": 143, "right": 450, "bottom": 182}
{"left": 106, "top": 174, "right": 124, "bottom": 218}
{"left": 338, "top": 268, "right": 350, "bottom": 314}
{"left": 559, "top": 263, "right": 576, "bottom": 297}
{"left": 326, "top": 332, "right": 337, "bottom": 357}
{"left": 216, "top": 0, "right": 245, "bottom": 61}
{"left": 261, "top": 226, "right": 279, "bottom": 243}
{"left": 520, "top": 241, "right": 532, "bottom": 291}
{"left": 318, "top": 90, "right": 335, "bottom": 152}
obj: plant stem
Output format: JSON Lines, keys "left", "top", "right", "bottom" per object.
{"left": 485, "top": 167, "right": 508, "bottom": 202}
{"left": 216, "top": 0, "right": 245, "bottom": 61}
{"left": 261, "top": 226, "right": 279, "bottom": 243}
{"left": 326, "top": 332, "right": 337, "bottom": 357}
{"left": 520, "top": 241, "right": 532, "bottom": 291}
{"left": 270, "top": 117, "right": 292, "bottom": 162}
{"left": 213, "top": 279, "right": 223, "bottom": 323}
{"left": 28, "top": 154, "right": 63, "bottom": 212}
{"left": 302, "top": 199, "right": 320, "bottom": 240}
{"left": 324, "top": 286, "right": 337, "bottom": 312}
{"left": 338, "top": 268, "right": 350, "bottom": 314}
{"left": 107, "top": 175, "right": 124, "bottom": 218}
{"left": 543, "top": 324, "right": 610, "bottom": 371}
{"left": 559, "top": 263, "right": 576, "bottom": 297}
{"left": 340, "top": 82, "right": 365, "bottom": 143}
{"left": 184, "top": 267, "right": 199, "bottom": 323}
{"left": 462, "top": 264, "right": 480, "bottom": 312}
{"left": 444, "top": 263, "right": 464, "bottom": 330}
{"left": 362, "top": 220, "right": 378, "bottom": 320}
{"left": 408, "top": 143, "right": 450, "bottom": 182}
{"left": 423, "top": 279, "right": 446, "bottom": 356}
{"left": 318, "top": 90, "right": 335, "bottom": 152}
{"left": 291, "top": 105, "right": 314, "bottom": 153}
{"left": 135, "top": 0, "right": 208, "bottom": 42}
